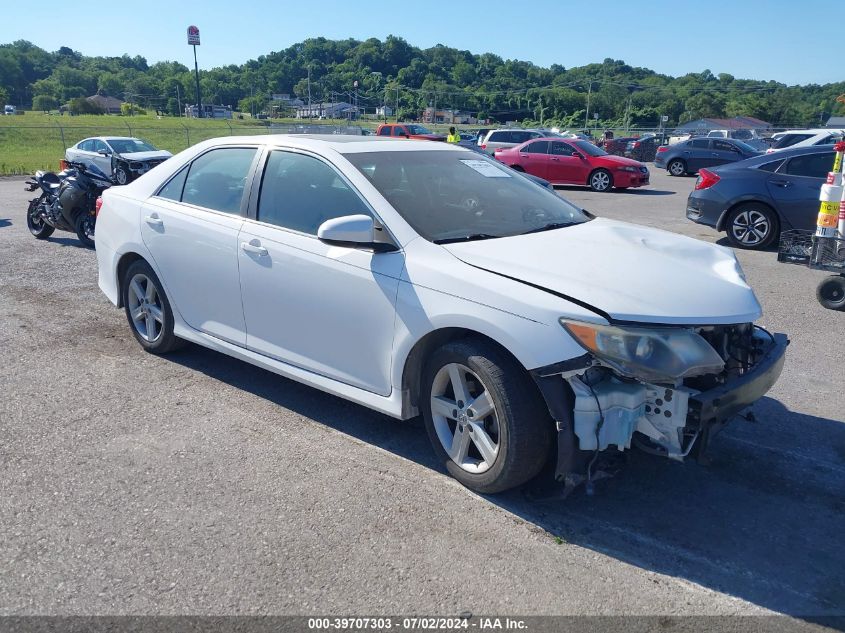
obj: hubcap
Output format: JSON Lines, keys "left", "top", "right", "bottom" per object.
{"left": 592, "top": 172, "right": 610, "bottom": 190}
{"left": 127, "top": 273, "right": 164, "bottom": 343}
{"left": 430, "top": 363, "right": 500, "bottom": 474}
{"left": 731, "top": 209, "right": 770, "bottom": 245}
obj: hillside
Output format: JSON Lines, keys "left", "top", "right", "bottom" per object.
{"left": 1, "top": 37, "right": 843, "bottom": 127}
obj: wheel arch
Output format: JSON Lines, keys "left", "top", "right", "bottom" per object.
{"left": 400, "top": 327, "right": 538, "bottom": 418}
{"left": 718, "top": 198, "right": 780, "bottom": 232}
{"left": 586, "top": 166, "right": 612, "bottom": 188}
{"left": 115, "top": 251, "right": 148, "bottom": 308}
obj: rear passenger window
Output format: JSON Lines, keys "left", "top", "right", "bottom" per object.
{"left": 181, "top": 148, "right": 257, "bottom": 214}
{"left": 757, "top": 160, "right": 784, "bottom": 173}
{"left": 522, "top": 141, "right": 550, "bottom": 154}
{"left": 257, "top": 151, "right": 371, "bottom": 235}
{"left": 378, "top": 126, "right": 392, "bottom": 136}
{"left": 783, "top": 153, "right": 834, "bottom": 178}
{"left": 690, "top": 139, "right": 710, "bottom": 149}
{"left": 489, "top": 131, "right": 510, "bottom": 143}
{"left": 156, "top": 166, "right": 189, "bottom": 200}
{"left": 392, "top": 127, "right": 406, "bottom": 137}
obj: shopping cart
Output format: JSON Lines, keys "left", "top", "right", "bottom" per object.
{"left": 777, "top": 230, "right": 845, "bottom": 310}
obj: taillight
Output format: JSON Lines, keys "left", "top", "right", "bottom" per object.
{"left": 657, "top": 146, "right": 668, "bottom": 152}
{"left": 695, "top": 169, "right": 721, "bottom": 191}
{"left": 481, "top": 144, "right": 487, "bottom": 150}
{"left": 632, "top": 142, "right": 640, "bottom": 148}
{"left": 95, "top": 196, "right": 104, "bottom": 217}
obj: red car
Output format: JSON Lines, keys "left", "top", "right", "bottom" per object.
{"left": 494, "top": 137, "right": 650, "bottom": 192}
{"left": 375, "top": 123, "right": 445, "bottom": 142}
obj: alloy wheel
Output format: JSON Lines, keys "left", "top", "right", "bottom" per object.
{"left": 127, "top": 273, "right": 164, "bottom": 343}
{"left": 730, "top": 209, "right": 770, "bottom": 246}
{"left": 429, "top": 363, "right": 500, "bottom": 474}
{"left": 591, "top": 171, "right": 610, "bottom": 191}
{"left": 669, "top": 160, "right": 685, "bottom": 176}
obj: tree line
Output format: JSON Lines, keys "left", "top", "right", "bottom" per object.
{"left": 1, "top": 37, "right": 843, "bottom": 128}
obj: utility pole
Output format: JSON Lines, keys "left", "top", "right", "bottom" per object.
{"left": 584, "top": 81, "right": 592, "bottom": 130}
{"left": 307, "top": 65, "right": 312, "bottom": 120}
{"left": 175, "top": 84, "right": 182, "bottom": 117}
{"left": 395, "top": 86, "right": 399, "bottom": 122}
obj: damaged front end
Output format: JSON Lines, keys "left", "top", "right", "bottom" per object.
{"left": 532, "top": 322, "right": 788, "bottom": 492}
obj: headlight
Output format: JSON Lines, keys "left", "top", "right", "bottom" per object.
{"left": 560, "top": 319, "right": 725, "bottom": 383}
{"left": 618, "top": 166, "right": 637, "bottom": 172}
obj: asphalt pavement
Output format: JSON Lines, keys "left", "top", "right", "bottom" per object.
{"left": 0, "top": 168, "right": 843, "bottom": 622}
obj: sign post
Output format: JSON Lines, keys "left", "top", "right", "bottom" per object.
{"left": 187, "top": 25, "right": 202, "bottom": 118}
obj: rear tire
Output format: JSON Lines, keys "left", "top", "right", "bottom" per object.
{"left": 510, "top": 165, "right": 525, "bottom": 172}
{"left": 26, "top": 196, "right": 54, "bottom": 239}
{"left": 122, "top": 260, "right": 186, "bottom": 354}
{"left": 816, "top": 275, "right": 845, "bottom": 311}
{"left": 421, "top": 338, "right": 553, "bottom": 494}
{"left": 74, "top": 211, "right": 95, "bottom": 248}
{"left": 725, "top": 203, "right": 779, "bottom": 250}
{"left": 668, "top": 159, "right": 686, "bottom": 176}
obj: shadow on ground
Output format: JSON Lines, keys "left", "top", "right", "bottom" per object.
{"left": 165, "top": 345, "right": 845, "bottom": 621}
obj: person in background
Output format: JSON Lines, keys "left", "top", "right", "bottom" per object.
{"left": 447, "top": 126, "right": 460, "bottom": 144}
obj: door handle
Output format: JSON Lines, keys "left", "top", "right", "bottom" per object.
{"left": 144, "top": 214, "right": 163, "bottom": 227}
{"left": 769, "top": 179, "right": 792, "bottom": 188}
{"left": 241, "top": 240, "right": 268, "bottom": 256}
{"left": 551, "top": 157, "right": 560, "bottom": 161}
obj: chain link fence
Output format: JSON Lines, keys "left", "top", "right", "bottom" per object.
{"left": 0, "top": 121, "right": 368, "bottom": 175}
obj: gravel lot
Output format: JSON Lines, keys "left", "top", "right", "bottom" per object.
{"left": 0, "top": 167, "right": 843, "bottom": 621}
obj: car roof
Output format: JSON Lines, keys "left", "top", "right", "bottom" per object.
{"left": 719, "top": 143, "right": 833, "bottom": 170}
{"left": 193, "top": 134, "right": 465, "bottom": 155}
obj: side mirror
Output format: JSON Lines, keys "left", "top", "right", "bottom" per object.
{"left": 572, "top": 152, "right": 584, "bottom": 159}
{"left": 98, "top": 149, "right": 111, "bottom": 156}
{"left": 318, "top": 214, "right": 396, "bottom": 252}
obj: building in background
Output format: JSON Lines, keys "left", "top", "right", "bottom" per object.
{"left": 86, "top": 94, "right": 124, "bottom": 115}
{"left": 676, "top": 116, "right": 771, "bottom": 133}
{"left": 185, "top": 104, "right": 233, "bottom": 119}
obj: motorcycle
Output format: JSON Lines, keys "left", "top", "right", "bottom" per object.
{"left": 24, "top": 161, "right": 115, "bottom": 248}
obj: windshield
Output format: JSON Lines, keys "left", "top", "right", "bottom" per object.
{"left": 345, "top": 150, "right": 590, "bottom": 243}
{"left": 573, "top": 141, "right": 607, "bottom": 157}
{"left": 107, "top": 138, "right": 158, "bottom": 153}
{"left": 406, "top": 125, "right": 433, "bottom": 135}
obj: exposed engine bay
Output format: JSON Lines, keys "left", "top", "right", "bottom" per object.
{"left": 534, "top": 323, "right": 788, "bottom": 494}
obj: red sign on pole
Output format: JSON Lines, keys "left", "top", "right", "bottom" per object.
{"left": 187, "top": 25, "right": 200, "bottom": 46}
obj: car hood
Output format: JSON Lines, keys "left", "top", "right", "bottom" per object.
{"left": 443, "top": 218, "right": 761, "bottom": 325}
{"left": 601, "top": 154, "right": 645, "bottom": 168}
{"left": 116, "top": 150, "right": 173, "bottom": 161}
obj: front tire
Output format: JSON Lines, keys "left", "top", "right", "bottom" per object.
{"left": 817, "top": 275, "right": 845, "bottom": 311}
{"left": 74, "top": 211, "right": 95, "bottom": 248}
{"left": 26, "top": 196, "right": 54, "bottom": 239}
{"left": 589, "top": 169, "right": 613, "bottom": 192}
{"left": 668, "top": 159, "right": 686, "bottom": 176}
{"left": 122, "top": 260, "right": 186, "bottom": 354}
{"left": 114, "top": 164, "right": 130, "bottom": 185}
{"left": 725, "top": 203, "right": 779, "bottom": 250}
{"left": 421, "top": 339, "right": 553, "bottom": 494}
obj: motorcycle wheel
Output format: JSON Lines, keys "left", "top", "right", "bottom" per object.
{"left": 74, "top": 211, "right": 95, "bottom": 248}
{"left": 27, "top": 196, "right": 55, "bottom": 239}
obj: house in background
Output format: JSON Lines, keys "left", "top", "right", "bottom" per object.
{"left": 422, "top": 107, "right": 477, "bottom": 124}
{"left": 676, "top": 116, "right": 772, "bottom": 133}
{"left": 825, "top": 116, "right": 845, "bottom": 128}
{"left": 86, "top": 94, "right": 123, "bottom": 114}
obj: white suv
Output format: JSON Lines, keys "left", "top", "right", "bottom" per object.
{"left": 95, "top": 135, "right": 787, "bottom": 494}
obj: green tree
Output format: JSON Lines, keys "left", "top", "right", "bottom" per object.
{"left": 32, "top": 94, "right": 57, "bottom": 111}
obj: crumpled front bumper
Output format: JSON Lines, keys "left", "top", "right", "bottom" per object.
{"left": 688, "top": 331, "right": 788, "bottom": 429}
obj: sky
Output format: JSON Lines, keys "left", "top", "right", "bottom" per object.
{"left": 2, "top": 0, "right": 840, "bottom": 85}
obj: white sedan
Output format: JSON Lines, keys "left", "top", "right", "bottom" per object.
{"left": 66, "top": 137, "right": 172, "bottom": 184}
{"left": 95, "top": 135, "right": 787, "bottom": 494}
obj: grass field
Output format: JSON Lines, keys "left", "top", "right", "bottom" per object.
{"left": 0, "top": 113, "right": 385, "bottom": 175}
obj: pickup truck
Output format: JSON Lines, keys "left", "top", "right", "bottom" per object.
{"left": 376, "top": 123, "right": 445, "bottom": 141}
